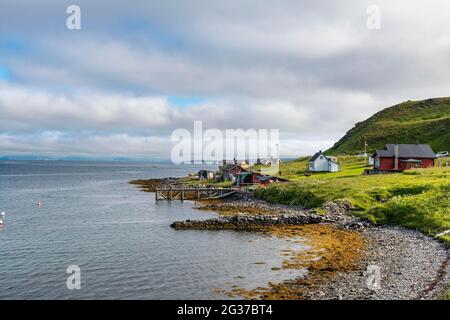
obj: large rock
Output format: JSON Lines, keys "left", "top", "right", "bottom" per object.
{"left": 170, "top": 213, "right": 325, "bottom": 230}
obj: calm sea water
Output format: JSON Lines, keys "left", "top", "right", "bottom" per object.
{"left": 0, "top": 161, "right": 307, "bottom": 299}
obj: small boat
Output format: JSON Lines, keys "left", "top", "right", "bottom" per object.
{"left": 0, "top": 212, "right": 5, "bottom": 217}
{"left": 0, "top": 220, "right": 3, "bottom": 225}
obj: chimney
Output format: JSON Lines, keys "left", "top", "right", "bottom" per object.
{"left": 394, "top": 144, "right": 399, "bottom": 170}
{"left": 222, "top": 159, "right": 226, "bottom": 165}
{"left": 233, "top": 157, "right": 237, "bottom": 165}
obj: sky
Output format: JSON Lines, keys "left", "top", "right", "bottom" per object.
{"left": 1, "top": 0, "right": 450, "bottom": 159}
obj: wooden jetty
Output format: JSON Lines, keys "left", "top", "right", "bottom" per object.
{"left": 155, "top": 187, "right": 236, "bottom": 201}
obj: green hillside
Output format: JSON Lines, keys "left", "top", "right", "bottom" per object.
{"left": 327, "top": 97, "right": 450, "bottom": 155}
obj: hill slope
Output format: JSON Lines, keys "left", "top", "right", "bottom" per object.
{"left": 327, "top": 97, "right": 450, "bottom": 155}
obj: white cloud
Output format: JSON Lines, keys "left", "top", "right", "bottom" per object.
{"left": 1, "top": 0, "right": 450, "bottom": 158}
{"left": 0, "top": 83, "right": 172, "bottom": 132}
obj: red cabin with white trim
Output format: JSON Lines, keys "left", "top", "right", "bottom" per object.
{"left": 372, "top": 144, "right": 435, "bottom": 171}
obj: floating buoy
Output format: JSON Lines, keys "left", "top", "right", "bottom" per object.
{"left": 37, "top": 202, "right": 42, "bottom": 207}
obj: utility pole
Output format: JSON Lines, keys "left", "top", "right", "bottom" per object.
{"left": 275, "top": 143, "right": 280, "bottom": 176}
{"left": 275, "top": 143, "right": 280, "bottom": 164}
{"left": 364, "top": 137, "right": 368, "bottom": 167}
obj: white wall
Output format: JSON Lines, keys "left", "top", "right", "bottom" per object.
{"left": 311, "top": 155, "right": 330, "bottom": 172}
{"left": 329, "top": 161, "right": 339, "bottom": 172}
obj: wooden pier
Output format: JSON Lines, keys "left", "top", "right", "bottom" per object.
{"left": 155, "top": 187, "right": 236, "bottom": 201}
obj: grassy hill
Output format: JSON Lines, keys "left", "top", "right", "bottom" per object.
{"left": 326, "top": 97, "right": 450, "bottom": 155}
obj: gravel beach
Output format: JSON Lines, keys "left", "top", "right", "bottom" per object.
{"left": 173, "top": 194, "right": 450, "bottom": 300}
{"left": 307, "top": 226, "right": 450, "bottom": 300}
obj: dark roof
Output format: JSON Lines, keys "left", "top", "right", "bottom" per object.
{"left": 259, "top": 175, "right": 289, "bottom": 182}
{"left": 198, "top": 169, "right": 213, "bottom": 173}
{"left": 373, "top": 149, "right": 392, "bottom": 157}
{"left": 327, "top": 158, "right": 339, "bottom": 164}
{"left": 222, "top": 164, "right": 234, "bottom": 171}
{"left": 222, "top": 164, "right": 247, "bottom": 172}
{"left": 309, "top": 151, "right": 323, "bottom": 161}
{"left": 373, "top": 144, "right": 435, "bottom": 158}
{"left": 309, "top": 151, "right": 338, "bottom": 164}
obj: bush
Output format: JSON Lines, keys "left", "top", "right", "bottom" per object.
{"left": 366, "top": 183, "right": 450, "bottom": 236}
{"left": 255, "top": 185, "right": 325, "bottom": 208}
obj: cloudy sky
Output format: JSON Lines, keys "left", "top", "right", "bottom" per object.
{"left": 1, "top": 0, "right": 450, "bottom": 159}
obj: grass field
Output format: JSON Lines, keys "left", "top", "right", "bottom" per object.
{"left": 255, "top": 157, "right": 450, "bottom": 245}
{"left": 180, "top": 176, "right": 233, "bottom": 187}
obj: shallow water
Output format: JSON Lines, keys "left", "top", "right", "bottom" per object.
{"left": 0, "top": 161, "right": 308, "bottom": 299}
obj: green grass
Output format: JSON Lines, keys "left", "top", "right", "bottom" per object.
{"left": 326, "top": 97, "right": 450, "bottom": 155}
{"left": 255, "top": 157, "right": 450, "bottom": 242}
{"left": 255, "top": 156, "right": 369, "bottom": 180}
{"left": 438, "top": 290, "right": 450, "bottom": 300}
{"left": 180, "top": 176, "right": 233, "bottom": 187}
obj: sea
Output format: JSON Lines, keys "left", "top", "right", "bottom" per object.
{"left": 0, "top": 161, "right": 308, "bottom": 299}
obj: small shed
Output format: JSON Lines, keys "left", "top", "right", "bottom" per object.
{"left": 308, "top": 151, "right": 340, "bottom": 172}
{"left": 198, "top": 170, "right": 215, "bottom": 180}
{"left": 235, "top": 172, "right": 260, "bottom": 185}
{"left": 235, "top": 172, "right": 289, "bottom": 186}
{"left": 256, "top": 158, "right": 271, "bottom": 165}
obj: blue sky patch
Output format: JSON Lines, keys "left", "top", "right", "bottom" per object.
{"left": 0, "top": 36, "right": 28, "bottom": 54}
{"left": 117, "top": 17, "right": 183, "bottom": 50}
{"left": 168, "top": 96, "right": 205, "bottom": 107}
{"left": 0, "top": 66, "right": 11, "bottom": 81}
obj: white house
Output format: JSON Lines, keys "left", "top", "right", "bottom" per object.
{"left": 308, "top": 151, "right": 340, "bottom": 172}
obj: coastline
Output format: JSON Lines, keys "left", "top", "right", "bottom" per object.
{"left": 131, "top": 178, "right": 450, "bottom": 300}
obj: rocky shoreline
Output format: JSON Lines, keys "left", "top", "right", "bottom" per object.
{"left": 309, "top": 226, "right": 450, "bottom": 300}
{"left": 170, "top": 194, "right": 450, "bottom": 300}
{"left": 129, "top": 177, "right": 181, "bottom": 192}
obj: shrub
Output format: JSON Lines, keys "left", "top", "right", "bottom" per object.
{"left": 366, "top": 183, "right": 450, "bottom": 236}
{"left": 255, "top": 185, "right": 325, "bottom": 208}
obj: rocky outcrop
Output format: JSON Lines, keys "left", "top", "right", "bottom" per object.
{"left": 129, "top": 177, "right": 181, "bottom": 192}
{"left": 179, "top": 194, "right": 371, "bottom": 230}
{"left": 171, "top": 213, "right": 326, "bottom": 230}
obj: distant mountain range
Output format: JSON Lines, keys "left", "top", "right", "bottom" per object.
{"left": 0, "top": 155, "right": 169, "bottom": 162}
{"left": 327, "top": 97, "right": 450, "bottom": 155}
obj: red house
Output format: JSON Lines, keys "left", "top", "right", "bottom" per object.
{"left": 372, "top": 144, "right": 435, "bottom": 171}
{"left": 220, "top": 164, "right": 248, "bottom": 181}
